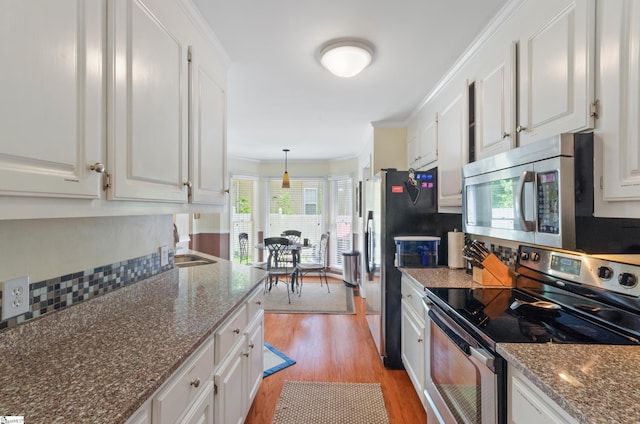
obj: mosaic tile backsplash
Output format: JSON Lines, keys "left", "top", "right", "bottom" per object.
{"left": 0, "top": 251, "right": 174, "bottom": 331}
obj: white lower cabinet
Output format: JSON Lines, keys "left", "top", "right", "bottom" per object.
{"left": 400, "top": 275, "right": 427, "bottom": 411}
{"left": 214, "top": 286, "right": 264, "bottom": 424}
{"left": 508, "top": 364, "right": 578, "bottom": 424}
{"left": 152, "top": 340, "right": 215, "bottom": 424}
{"left": 180, "top": 381, "right": 215, "bottom": 424}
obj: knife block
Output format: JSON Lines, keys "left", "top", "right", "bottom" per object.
{"left": 472, "top": 254, "right": 514, "bottom": 287}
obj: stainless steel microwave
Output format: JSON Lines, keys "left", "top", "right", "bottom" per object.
{"left": 462, "top": 133, "right": 594, "bottom": 249}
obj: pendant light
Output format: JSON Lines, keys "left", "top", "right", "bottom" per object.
{"left": 282, "top": 148, "right": 290, "bottom": 188}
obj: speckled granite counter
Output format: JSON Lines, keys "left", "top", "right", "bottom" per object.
{"left": 401, "top": 266, "right": 478, "bottom": 289}
{"left": 498, "top": 343, "right": 640, "bottom": 424}
{"left": 401, "top": 266, "right": 640, "bottom": 424}
{"left": 0, "top": 253, "right": 266, "bottom": 423}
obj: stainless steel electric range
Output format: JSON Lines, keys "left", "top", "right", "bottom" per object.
{"left": 422, "top": 245, "right": 640, "bottom": 424}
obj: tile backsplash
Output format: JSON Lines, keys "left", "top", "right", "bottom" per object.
{"left": 0, "top": 250, "right": 174, "bottom": 331}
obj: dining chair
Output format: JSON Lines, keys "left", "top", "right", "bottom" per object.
{"left": 296, "top": 233, "right": 330, "bottom": 293}
{"left": 263, "top": 237, "right": 296, "bottom": 303}
{"left": 280, "top": 229, "right": 302, "bottom": 266}
{"left": 238, "top": 232, "right": 249, "bottom": 264}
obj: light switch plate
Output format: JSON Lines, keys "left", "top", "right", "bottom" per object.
{"left": 2, "top": 276, "right": 30, "bottom": 320}
{"left": 160, "top": 245, "right": 169, "bottom": 267}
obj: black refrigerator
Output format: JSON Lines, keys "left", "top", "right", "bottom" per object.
{"left": 363, "top": 168, "right": 461, "bottom": 369}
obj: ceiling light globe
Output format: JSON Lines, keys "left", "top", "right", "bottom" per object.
{"left": 321, "top": 43, "right": 372, "bottom": 78}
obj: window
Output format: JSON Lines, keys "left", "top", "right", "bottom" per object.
{"left": 267, "top": 179, "right": 324, "bottom": 260}
{"left": 329, "top": 176, "right": 353, "bottom": 269}
{"left": 231, "top": 177, "right": 257, "bottom": 263}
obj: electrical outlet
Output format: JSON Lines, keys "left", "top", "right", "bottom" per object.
{"left": 160, "top": 245, "right": 169, "bottom": 267}
{"left": 2, "top": 276, "right": 30, "bottom": 320}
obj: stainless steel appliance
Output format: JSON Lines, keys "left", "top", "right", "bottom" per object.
{"left": 423, "top": 245, "right": 640, "bottom": 423}
{"left": 364, "top": 168, "right": 460, "bottom": 369}
{"left": 462, "top": 133, "right": 593, "bottom": 249}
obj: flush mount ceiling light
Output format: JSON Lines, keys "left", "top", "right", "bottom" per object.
{"left": 282, "top": 148, "right": 290, "bottom": 189}
{"left": 320, "top": 41, "right": 373, "bottom": 78}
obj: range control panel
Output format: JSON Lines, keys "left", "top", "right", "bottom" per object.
{"left": 517, "top": 245, "right": 640, "bottom": 297}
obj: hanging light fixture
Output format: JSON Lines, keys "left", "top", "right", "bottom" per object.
{"left": 320, "top": 40, "right": 373, "bottom": 78}
{"left": 282, "top": 148, "right": 290, "bottom": 188}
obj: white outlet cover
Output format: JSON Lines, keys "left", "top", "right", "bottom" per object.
{"left": 160, "top": 245, "right": 169, "bottom": 267}
{"left": 2, "top": 276, "right": 30, "bottom": 320}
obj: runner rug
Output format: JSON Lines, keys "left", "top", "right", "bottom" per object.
{"left": 272, "top": 381, "right": 390, "bottom": 424}
{"left": 263, "top": 281, "right": 355, "bottom": 314}
{"left": 263, "top": 342, "right": 296, "bottom": 377}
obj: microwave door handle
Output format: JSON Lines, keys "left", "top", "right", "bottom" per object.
{"left": 516, "top": 171, "right": 536, "bottom": 232}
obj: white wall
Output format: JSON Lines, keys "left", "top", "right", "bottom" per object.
{"left": 0, "top": 215, "right": 174, "bottom": 283}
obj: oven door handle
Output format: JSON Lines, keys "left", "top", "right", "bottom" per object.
{"left": 469, "top": 346, "right": 495, "bottom": 368}
{"left": 429, "top": 309, "right": 471, "bottom": 355}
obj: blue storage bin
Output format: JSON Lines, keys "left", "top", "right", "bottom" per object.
{"left": 394, "top": 236, "right": 440, "bottom": 267}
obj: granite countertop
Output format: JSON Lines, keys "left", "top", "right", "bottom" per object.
{"left": 498, "top": 343, "right": 640, "bottom": 424}
{"left": 0, "top": 252, "right": 266, "bottom": 424}
{"left": 401, "top": 266, "right": 479, "bottom": 289}
{"left": 401, "top": 266, "right": 640, "bottom": 424}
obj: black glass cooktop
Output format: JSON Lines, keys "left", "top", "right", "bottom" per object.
{"left": 426, "top": 282, "right": 640, "bottom": 348}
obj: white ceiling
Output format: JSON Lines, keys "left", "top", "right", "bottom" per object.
{"left": 193, "top": 0, "right": 509, "bottom": 161}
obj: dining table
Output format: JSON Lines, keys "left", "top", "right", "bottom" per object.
{"left": 254, "top": 241, "right": 313, "bottom": 293}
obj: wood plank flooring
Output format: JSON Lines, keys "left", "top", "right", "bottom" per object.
{"left": 244, "top": 280, "right": 427, "bottom": 424}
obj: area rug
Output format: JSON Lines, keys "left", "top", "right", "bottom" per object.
{"left": 263, "top": 342, "right": 296, "bottom": 377}
{"left": 272, "top": 381, "right": 390, "bottom": 424}
{"left": 263, "top": 281, "right": 355, "bottom": 314}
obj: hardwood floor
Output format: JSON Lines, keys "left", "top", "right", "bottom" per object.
{"left": 244, "top": 280, "right": 427, "bottom": 424}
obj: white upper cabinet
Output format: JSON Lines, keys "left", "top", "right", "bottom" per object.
{"left": 437, "top": 91, "right": 466, "bottom": 208}
{"left": 516, "top": 0, "right": 596, "bottom": 145}
{"left": 188, "top": 43, "right": 227, "bottom": 206}
{"left": 418, "top": 116, "right": 439, "bottom": 169}
{"left": 108, "top": 0, "right": 189, "bottom": 202}
{"left": 0, "top": 0, "right": 104, "bottom": 199}
{"left": 475, "top": 43, "right": 516, "bottom": 159}
{"left": 595, "top": 0, "right": 640, "bottom": 216}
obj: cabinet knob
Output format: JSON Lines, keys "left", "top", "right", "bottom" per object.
{"left": 89, "top": 163, "right": 105, "bottom": 173}
{"left": 249, "top": 343, "right": 255, "bottom": 349}
{"left": 516, "top": 125, "right": 527, "bottom": 133}
{"left": 183, "top": 180, "right": 193, "bottom": 189}
{"left": 407, "top": 294, "right": 412, "bottom": 298}
{"left": 502, "top": 132, "right": 510, "bottom": 139}
{"left": 190, "top": 378, "right": 200, "bottom": 388}
{"left": 243, "top": 352, "right": 250, "bottom": 357}
{"left": 233, "top": 328, "right": 240, "bottom": 334}
{"left": 417, "top": 337, "right": 423, "bottom": 343}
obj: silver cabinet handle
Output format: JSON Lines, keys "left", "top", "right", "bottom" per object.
{"left": 516, "top": 125, "right": 527, "bottom": 133}
{"left": 249, "top": 343, "right": 255, "bottom": 349}
{"left": 233, "top": 328, "right": 240, "bottom": 334}
{"left": 183, "top": 180, "right": 193, "bottom": 188}
{"left": 417, "top": 337, "right": 423, "bottom": 343}
{"left": 190, "top": 378, "right": 200, "bottom": 388}
{"left": 89, "top": 163, "right": 105, "bottom": 173}
{"left": 243, "top": 352, "right": 250, "bottom": 357}
{"left": 256, "top": 300, "right": 262, "bottom": 305}
{"left": 502, "top": 132, "right": 510, "bottom": 139}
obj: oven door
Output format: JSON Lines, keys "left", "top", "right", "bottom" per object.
{"left": 425, "top": 304, "right": 502, "bottom": 424}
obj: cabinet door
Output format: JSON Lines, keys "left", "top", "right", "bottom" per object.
{"left": 401, "top": 300, "right": 426, "bottom": 409}
{"left": 517, "top": 0, "right": 596, "bottom": 145}
{"left": 109, "top": 0, "right": 189, "bottom": 202}
{"left": 418, "top": 115, "right": 438, "bottom": 168}
{"left": 189, "top": 45, "right": 227, "bottom": 206}
{"left": 246, "top": 312, "right": 264, "bottom": 408}
{"left": 475, "top": 43, "right": 516, "bottom": 159}
{"left": 407, "top": 135, "right": 420, "bottom": 168}
{"left": 214, "top": 342, "right": 245, "bottom": 424}
{"left": 597, "top": 0, "right": 640, "bottom": 209}
{"left": 0, "top": 0, "right": 103, "bottom": 199}
{"left": 437, "top": 92, "right": 466, "bottom": 208}
{"left": 180, "top": 382, "right": 214, "bottom": 424}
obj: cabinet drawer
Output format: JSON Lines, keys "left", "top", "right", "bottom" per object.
{"left": 215, "top": 305, "right": 248, "bottom": 363}
{"left": 402, "top": 277, "right": 426, "bottom": 318}
{"left": 246, "top": 286, "right": 264, "bottom": 322}
{"left": 153, "top": 339, "right": 214, "bottom": 424}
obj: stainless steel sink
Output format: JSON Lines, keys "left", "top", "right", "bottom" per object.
{"left": 174, "top": 253, "right": 217, "bottom": 268}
